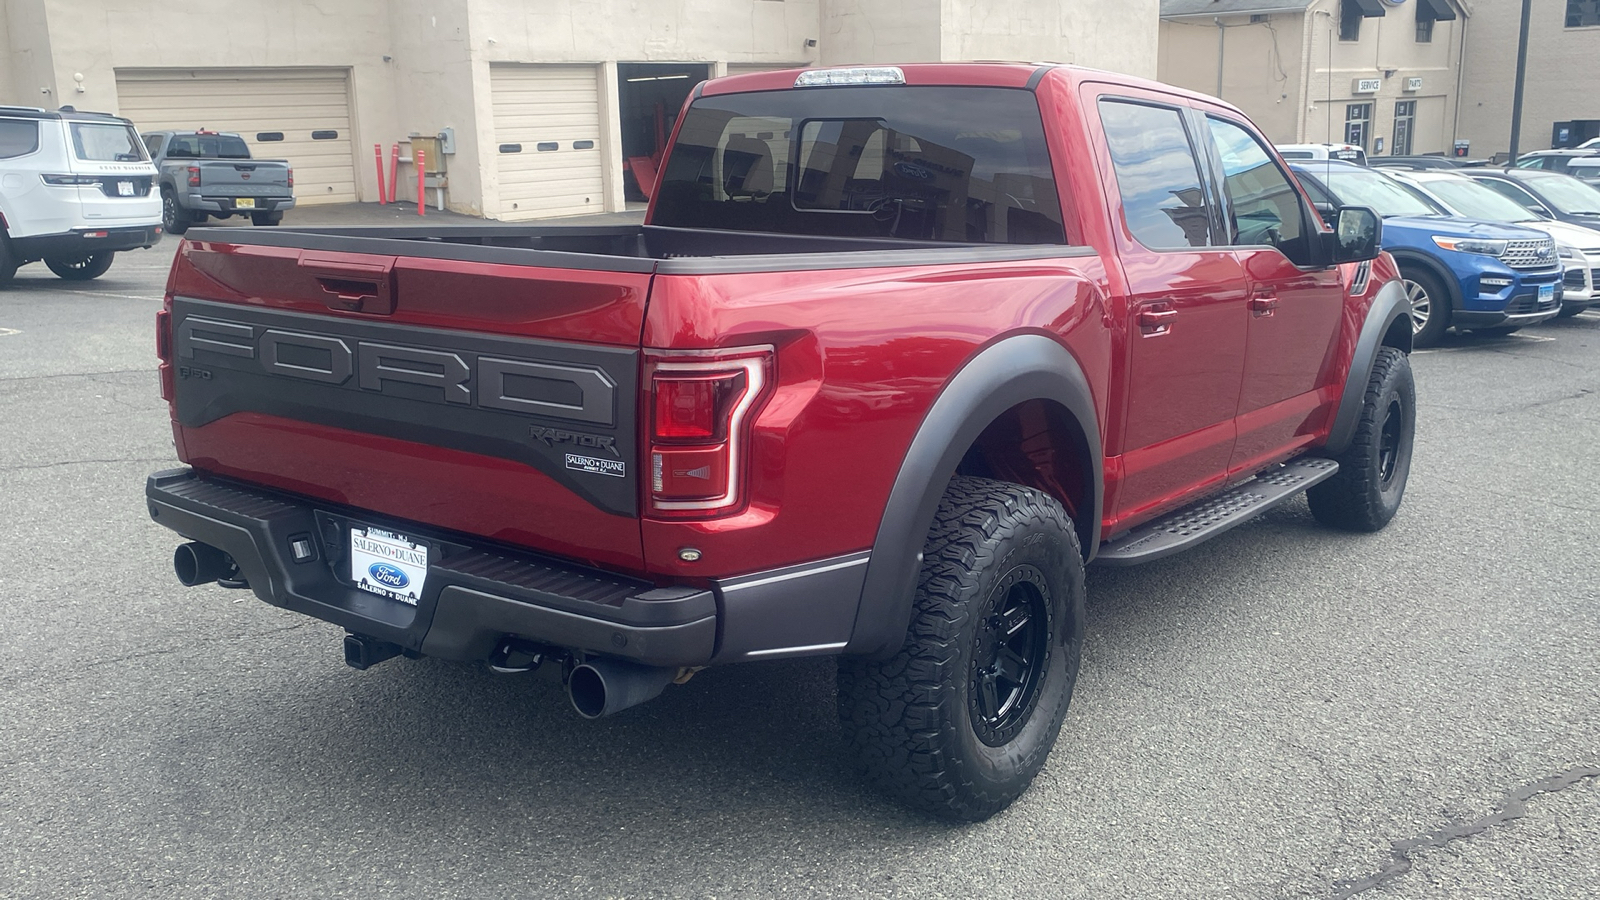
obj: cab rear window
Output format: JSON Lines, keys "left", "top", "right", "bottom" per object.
{"left": 652, "top": 86, "right": 1066, "bottom": 244}
{"left": 0, "top": 119, "right": 39, "bottom": 158}
{"left": 70, "top": 122, "right": 148, "bottom": 162}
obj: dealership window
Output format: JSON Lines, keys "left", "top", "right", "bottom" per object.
{"left": 1416, "top": 17, "right": 1434, "bottom": 42}
{"left": 1416, "top": 0, "right": 1456, "bottom": 40}
{"left": 1339, "top": 0, "right": 1363, "bottom": 40}
{"left": 1392, "top": 101, "right": 1416, "bottom": 156}
{"left": 1345, "top": 103, "right": 1373, "bottom": 150}
{"left": 1568, "top": 1, "right": 1600, "bottom": 27}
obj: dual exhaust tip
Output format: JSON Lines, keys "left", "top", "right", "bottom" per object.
{"left": 175, "top": 541, "right": 677, "bottom": 719}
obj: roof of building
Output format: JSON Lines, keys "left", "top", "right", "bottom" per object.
{"left": 1160, "top": 0, "right": 1316, "bottom": 19}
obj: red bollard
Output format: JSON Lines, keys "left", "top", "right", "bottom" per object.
{"left": 416, "top": 148, "right": 426, "bottom": 216}
{"left": 374, "top": 144, "right": 388, "bottom": 204}
{"left": 388, "top": 143, "right": 400, "bottom": 205}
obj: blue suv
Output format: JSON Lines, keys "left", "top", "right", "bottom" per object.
{"left": 1291, "top": 161, "right": 1564, "bottom": 346}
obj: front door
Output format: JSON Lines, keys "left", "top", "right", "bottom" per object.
{"left": 1093, "top": 95, "right": 1249, "bottom": 526}
{"left": 1200, "top": 114, "right": 1345, "bottom": 474}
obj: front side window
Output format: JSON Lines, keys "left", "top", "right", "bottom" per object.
{"left": 0, "top": 119, "right": 40, "bottom": 159}
{"left": 1098, "top": 100, "right": 1214, "bottom": 250}
{"left": 70, "top": 122, "right": 147, "bottom": 162}
{"left": 652, "top": 86, "right": 1066, "bottom": 243}
{"left": 1345, "top": 104, "right": 1373, "bottom": 151}
{"left": 1206, "top": 117, "right": 1309, "bottom": 258}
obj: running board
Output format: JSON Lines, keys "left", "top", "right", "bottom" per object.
{"left": 1094, "top": 457, "right": 1340, "bottom": 567}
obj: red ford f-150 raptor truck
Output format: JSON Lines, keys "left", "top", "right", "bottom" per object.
{"left": 147, "top": 64, "right": 1413, "bottom": 821}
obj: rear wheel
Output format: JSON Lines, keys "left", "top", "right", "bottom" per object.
{"left": 837, "top": 477, "right": 1085, "bottom": 822}
{"left": 250, "top": 211, "right": 283, "bottom": 226}
{"left": 1402, "top": 268, "right": 1451, "bottom": 348}
{"left": 45, "top": 253, "right": 115, "bottom": 281}
{"left": 161, "top": 188, "right": 191, "bottom": 235}
{"left": 1309, "top": 347, "right": 1415, "bottom": 532}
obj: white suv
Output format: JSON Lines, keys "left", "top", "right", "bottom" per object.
{"left": 0, "top": 106, "right": 163, "bottom": 285}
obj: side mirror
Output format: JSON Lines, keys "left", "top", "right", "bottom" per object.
{"left": 1531, "top": 205, "right": 1554, "bottom": 218}
{"left": 1327, "top": 206, "right": 1382, "bottom": 265}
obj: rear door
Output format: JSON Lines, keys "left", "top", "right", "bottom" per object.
{"left": 1197, "top": 113, "right": 1344, "bottom": 474}
{"left": 1089, "top": 91, "right": 1249, "bottom": 524}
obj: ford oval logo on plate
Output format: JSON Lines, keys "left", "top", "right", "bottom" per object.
{"left": 368, "top": 563, "right": 410, "bottom": 589}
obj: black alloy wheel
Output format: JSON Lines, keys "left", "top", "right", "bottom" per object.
{"left": 970, "top": 566, "right": 1051, "bottom": 747}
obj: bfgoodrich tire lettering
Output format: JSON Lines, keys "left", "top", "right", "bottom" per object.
{"left": 837, "top": 476, "right": 1085, "bottom": 821}
{"left": 1309, "top": 346, "right": 1415, "bottom": 532}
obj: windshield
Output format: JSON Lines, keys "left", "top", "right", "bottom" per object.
{"left": 652, "top": 86, "right": 1066, "bottom": 243}
{"left": 1309, "top": 166, "right": 1442, "bottom": 217}
{"left": 1422, "top": 177, "right": 1544, "bottom": 222}
{"left": 70, "top": 122, "right": 148, "bottom": 162}
{"left": 1522, "top": 173, "right": 1600, "bottom": 215}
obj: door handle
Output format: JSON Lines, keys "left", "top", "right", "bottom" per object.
{"left": 1249, "top": 293, "right": 1279, "bottom": 315}
{"left": 1138, "top": 307, "right": 1178, "bottom": 336}
{"left": 297, "top": 251, "right": 398, "bottom": 314}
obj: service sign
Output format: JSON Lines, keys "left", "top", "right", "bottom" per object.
{"left": 1354, "top": 78, "right": 1382, "bottom": 94}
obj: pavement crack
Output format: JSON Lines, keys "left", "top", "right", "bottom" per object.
{"left": 0, "top": 368, "right": 151, "bottom": 384}
{"left": 0, "top": 457, "right": 173, "bottom": 473}
{"left": 1330, "top": 766, "right": 1600, "bottom": 898}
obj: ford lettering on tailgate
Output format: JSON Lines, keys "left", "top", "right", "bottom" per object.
{"left": 170, "top": 297, "right": 639, "bottom": 515}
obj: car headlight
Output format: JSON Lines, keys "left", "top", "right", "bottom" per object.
{"left": 1558, "top": 244, "right": 1578, "bottom": 259}
{"left": 1432, "top": 236, "right": 1510, "bottom": 256}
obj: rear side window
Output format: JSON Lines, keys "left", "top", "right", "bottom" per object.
{"left": 1098, "top": 99, "right": 1213, "bottom": 249}
{"left": 70, "top": 122, "right": 148, "bottom": 162}
{"left": 163, "top": 134, "right": 252, "bottom": 159}
{"left": 652, "top": 86, "right": 1066, "bottom": 244}
{"left": 0, "top": 119, "right": 39, "bottom": 158}
{"left": 1205, "top": 117, "right": 1308, "bottom": 253}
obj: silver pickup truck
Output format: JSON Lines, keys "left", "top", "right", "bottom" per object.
{"left": 142, "top": 130, "right": 295, "bottom": 233}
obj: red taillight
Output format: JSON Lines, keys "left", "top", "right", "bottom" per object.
{"left": 187, "top": 166, "right": 200, "bottom": 187}
{"left": 156, "top": 309, "right": 173, "bottom": 401}
{"left": 287, "top": 167, "right": 294, "bottom": 189}
{"left": 646, "top": 348, "right": 772, "bottom": 516}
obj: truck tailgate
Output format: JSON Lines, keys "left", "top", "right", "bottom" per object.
{"left": 165, "top": 236, "right": 651, "bottom": 572}
{"left": 196, "top": 159, "right": 291, "bottom": 192}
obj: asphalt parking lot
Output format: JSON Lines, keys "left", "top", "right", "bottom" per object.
{"left": 1, "top": 233, "right": 1597, "bottom": 899}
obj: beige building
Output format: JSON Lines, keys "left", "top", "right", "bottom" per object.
{"left": 1159, "top": 0, "right": 1469, "bottom": 157}
{"left": 0, "top": 0, "right": 1157, "bottom": 220}
{"left": 1458, "top": 1, "right": 1600, "bottom": 155}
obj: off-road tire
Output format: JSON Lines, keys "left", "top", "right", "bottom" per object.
{"left": 1402, "top": 267, "right": 1451, "bottom": 348}
{"left": 45, "top": 252, "right": 115, "bottom": 281}
{"left": 161, "top": 188, "right": 191, "bottom": 235}
{"left": 1309, "top": 347, "right": 1415, "bottom": 532}
{"left": 250, "top": 211, "right": 282, "bottom": 227}
{"left": 837, "top": 477, "right": 1085, "bottom": 822}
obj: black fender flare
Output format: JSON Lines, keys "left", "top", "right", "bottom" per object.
{"left": 843, "top": 333, "right": 1103, "bottom": 659}
{"left": 1387, "top": 249, "right": 1462, "bottom": 318}
{"left": 1325, "top": 276, "right": 1410, "bottom": 457}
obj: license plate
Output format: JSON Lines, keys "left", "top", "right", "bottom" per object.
{"left": 235, "top": 197, "right": 256, "bottom": 209}
{"left": 349, "top": 526, "right": 428, "bottom": 605}
{"left": 116, "top": 181, "right": 134, "bottom": 196}
{"left": 1539, "top": 283, "right": 1556, "bottom": 302}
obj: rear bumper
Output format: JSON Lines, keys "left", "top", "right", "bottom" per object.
{"left": 189, "top": 194, "right": 295, "bottom": 214}
{"left": 10, "top": 224, "right": 163, "bottom": 259}
{"left": 146, "top": 468, "right": 716, "bottom": 667}
{"left": 145, "top": 468, "right": 871, "bottom": 667}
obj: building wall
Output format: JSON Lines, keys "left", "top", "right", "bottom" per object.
{"left": 1459, "top": 0, "right": 1600, "bottom": 157}
{"left": 818, "top": 0, "right": 943, "bottom": 64}
{"left": 4, "top": 0, "right": 55, "bottom": 105}
{"left": 942, "top": 0, "right": 1161, "bottom": 78}
{"left": 1158, "top": 13, "right": 1305, "bottom": 141}
{"left": 1160, "top": 1, "right": 1465, "bottom": 155}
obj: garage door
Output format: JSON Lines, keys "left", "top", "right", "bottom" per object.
{"left": 115, "top": 69, "right": 357, "bottom": 205}
{"left": 491, "top": 65, "right": 605, "bottom": 220}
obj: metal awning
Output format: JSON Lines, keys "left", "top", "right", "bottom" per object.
{"left": 1418, "top": 0, "right": 1458, "bottom": 21}
{"left": 1349, "top": 0, "right": 1386, "bottom": 16}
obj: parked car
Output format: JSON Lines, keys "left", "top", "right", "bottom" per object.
{"left": 1370, "top": 155, "right": 1471, "bottom": 171}
{"left": 1276, "top": 142, "right": 1368, "bottom": 165}
{"left": 1567, "top": 157, "right": 1600, "bottom": 187}
{"left": 1460, "top": 168, "right": 1600, "bottom": 231}
{"left": 143, "top": 130, "right": 294, "bottom": 234}
{"left": 1292, "top": 160, "right": 1564, "bottom": 345}
{"left": 1512, "top": 149, "right": 1600, "bottom": 173}
{"left": 1386, "top": 168, "right": 1600, "bottom": 317}
{"left": 0, "top": 105, "right": 162, "bottom": 285}
{"left": 146, "top": 63, "right": 1410, "bottom": 822}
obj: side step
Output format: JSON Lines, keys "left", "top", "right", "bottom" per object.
{"left": 1094, "top": 457, "right": 1339, "bottom": 567}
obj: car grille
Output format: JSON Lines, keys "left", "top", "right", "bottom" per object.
{"left": 1502, "top": 237, "right": 1558, "bottom": 270}
{"left": 1565, "top": 268, "right": 1588, "bottom": 289}
{"left": 94, "top": 176, "right": 153, "bottom": 198}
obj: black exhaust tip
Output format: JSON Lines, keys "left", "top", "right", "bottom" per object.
{"left": 568, "top": 658, "right": 678, "bottom": 719}
{"left": 344, "top": 633, "right": 402, "bottom": 670}
{"left": 174, "top": 541, "right": 237, "bottom": 587}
